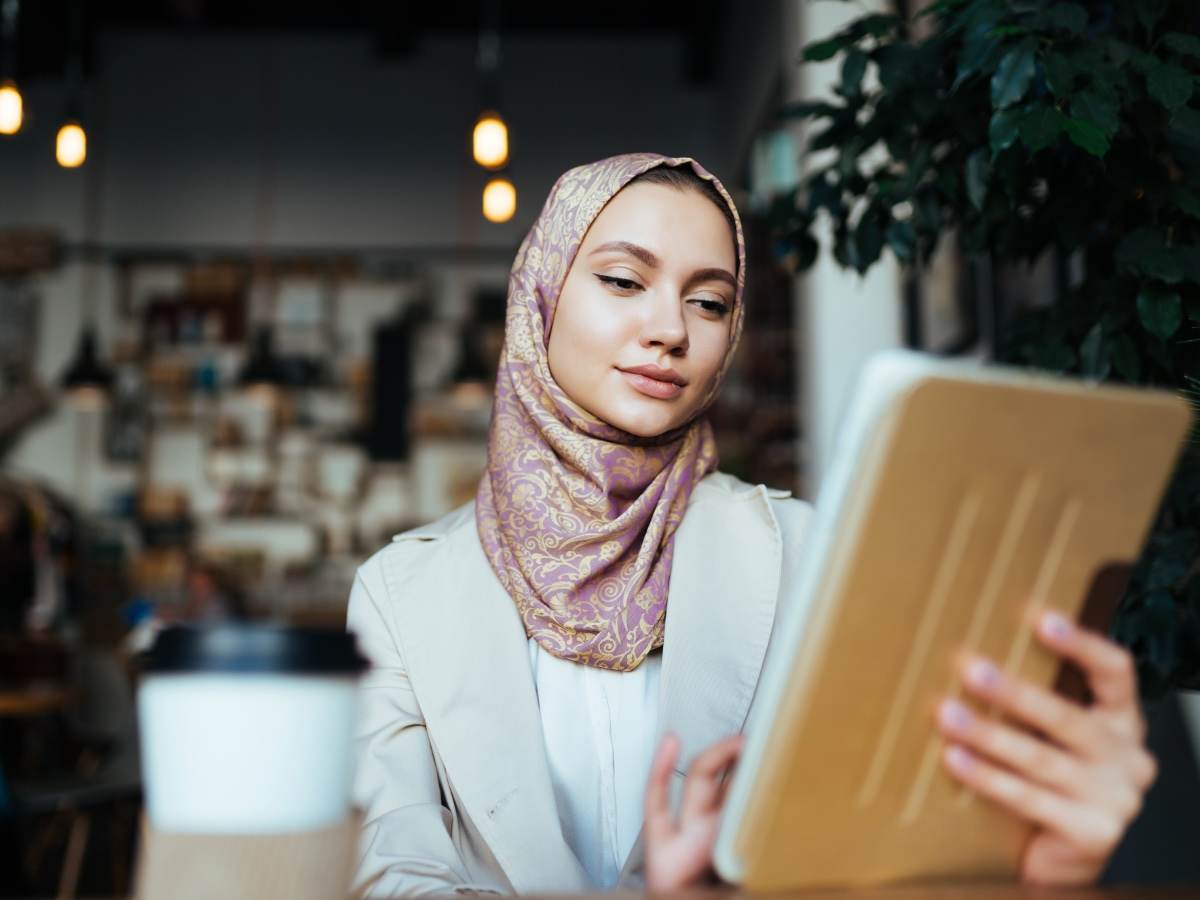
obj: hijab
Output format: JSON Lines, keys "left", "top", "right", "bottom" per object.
{"left": 475, "top": 153, "right": 746, "bottom": 671}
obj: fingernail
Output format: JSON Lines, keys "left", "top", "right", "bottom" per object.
{"left": 968, "top": 658, "right": 1000, "bottom": 690}
{"left": 939, "top": 699, "right": 972, "bottom": 730}
{"left": 1041, "top": 611, "right": 1071, "bottom": 640}
{"left": 946, "top": 745, "right": 974, "bottom": 771}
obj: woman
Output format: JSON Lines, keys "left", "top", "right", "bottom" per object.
{"left": 347, "top": 153, "right": 1156, "bottom": 896}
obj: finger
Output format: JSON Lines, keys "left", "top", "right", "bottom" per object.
{"left": 960, "top": 655, "right": 1097, "bottom": 757}
{"left": 942, "top": 744, "right": 1129, "bottom": 859}
{"left": 680, "top": 734, "right": 743, "bottom": 821}
{"left": 1037, "top": 612, "right": 1142, "bottom": 718}
{"left": 644, "top": 733, "right": 680, "bottom": 839}
{"left": 931, "top": 696, "right": 1137, "bottom": 811}
{"left": 937, "top": 698, "right": 1097, "bottom": 800}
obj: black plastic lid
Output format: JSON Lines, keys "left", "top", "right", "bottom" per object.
{"left": 142, "top": 624, "right": 370, "bottom": 675}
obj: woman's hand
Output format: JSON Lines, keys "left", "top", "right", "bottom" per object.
{"left": 936, "top": 609, "right": 1158, "bottom": 885}
{"left": 643, "top": 732, "right": 743, "bottom": 892}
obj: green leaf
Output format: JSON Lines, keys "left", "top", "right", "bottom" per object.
{"left": 991, "top": 40, "right": 1038, "bottom": 109}
{"left": 1176, "top": 246, "right": 1200, "bottom": 283}
{"left": 1177, "top": 187, "right": 1200, "bottom": 220}
{"left": 810, "top": 115, "right": 855, "bottom": 151}
{"left": 850, "top": 214, "right": 884, "bottom": 274}
{"left": 1080, "top": 322, "right": 1110, "bottom": 378}
{"left": 806, "top": 173, "right": 845, "bottom": 218}
{"left": 802, "top": 36, "right": 848, "bottom": 63}
{"left": 1018, "top": 105, "right": 1066, "bottom": 152}
{"left": 886, "top": 219, "right": 916, "bottom": 262}
{"left": 915, "top": 190, "right": 941, "bottom": 232}
{"left": 989, "top": 108, "right": 1022, "bottom": 155}
{"left": 1169, "top": 107, "right": 1200, "bottom": 148}
{"left": 1111, "top": 334, "right": 1141, "bottom": 382}
{"left": 1146, "top": 60, "right": 1195, "bottom": 111}
{"left": 1116, "top": 228, "right": 1184, "bottom": 282}
{"left": 840, "top": 49, "right": 869, "bottom": 97}
{"left": 1043, "top": 53, "right": 1076, "bottom": 97}
{"left": 838, "top": 136, "right": 866, "bottom": 179}
{"left": 966, "top": 149, "right": 991, "bottom": 211}
{"left": 1137, "top": 286, "right": 1183, "bottom": 340}
{"left": 849, "top": 13, "right": 902, "bottom": 40}
{"left": 1069, "top": 91, "right": 1119, "bottom": 138}
{"left": 903, "top": 144, "right": 933, "bottom": 193}
{"left": 954, "top": 19, "right": 1003, "bottom": 91}
{"left": 1043, "top": 3, "right": 1087, "bottom": 35}
{"left": 1135, "top": 0, "right": 1170, "bottom": 34}
{"left": 1164, "top": 32, "right": 1200, "bottom": 60}
{"left": 877, "top": 43, "right": 915, "bottom": 91}
{"left": 780, "top": 100, "right": 843, "bottom": 119}
{"left": 788, "top": 232, "right": 820, "bottom": 271}
{"left": 1063, "top": 116, "right": 1110, "bottom": 157}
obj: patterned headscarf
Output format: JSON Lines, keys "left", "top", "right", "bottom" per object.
{"left": 475, "top": 153, "right": 746, "bottom": 671}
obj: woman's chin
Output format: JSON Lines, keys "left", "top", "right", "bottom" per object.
{"left": 599, "top": 400, "right": 691, "bottom": 439}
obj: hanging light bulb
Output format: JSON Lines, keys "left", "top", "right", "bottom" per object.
{"left": 0, "top": 79, "right": 20, "bottom": 134}
{"left": 473, "top": 111, "right": 508, "bottom": 169}
{"left": 56, "top": 121, "right": 86, "bottom": 168}
{"left": 482, "top": 177, "right": 516, "bottom": 223}
{"left": 0, "top": 0, "right": 21, "bottom": 135}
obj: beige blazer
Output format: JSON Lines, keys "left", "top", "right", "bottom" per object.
{"left": 347, "top": 471, "right": 812, "bottom": 897}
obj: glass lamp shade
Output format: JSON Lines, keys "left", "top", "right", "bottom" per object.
{"left": 472, "top": 113, "right": 508, "bottom": 169}
{"left": 56, "top": 122, "right": 87, "bottom": 168}
{"left": 482, "top": 178, "right": 516, "bottom": 224}
{"left": 0, "top": 81, "right": 22, "bottom": 135}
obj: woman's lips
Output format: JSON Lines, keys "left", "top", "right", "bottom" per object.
{"left": 619, "top": 369, "right": 684, "bottom": 399}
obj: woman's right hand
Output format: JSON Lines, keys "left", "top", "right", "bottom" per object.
{"left": 643, "top": 732, "right": 743, "bottom": 892}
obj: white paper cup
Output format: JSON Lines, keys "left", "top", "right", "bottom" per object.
{"left": 138, "top": 625, "right": 368, "bottom": 834}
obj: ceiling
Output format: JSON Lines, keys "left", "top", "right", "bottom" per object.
{"left": 3, "top": 0, "right": 731, "bottom": 86}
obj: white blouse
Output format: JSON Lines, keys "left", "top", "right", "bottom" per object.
{"left": 526, "top": 638, "right": 662, "bottom": 889}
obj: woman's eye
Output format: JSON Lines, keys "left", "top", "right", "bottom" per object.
{"left": 595, "top": 274, "right": 642, "bottom": 292}
{"left": 691, "top": 298, "right": 730, "bottom": 316}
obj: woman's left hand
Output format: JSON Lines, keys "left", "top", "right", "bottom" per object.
{"left": 935, "top": 609, "right": 1158, "bottom": 886}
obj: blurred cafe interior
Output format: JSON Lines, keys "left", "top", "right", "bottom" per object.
{"left": 0, "top": 0, "right": 1199, "bottom": 897}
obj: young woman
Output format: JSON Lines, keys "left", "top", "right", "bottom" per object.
{"left": 347, "top": 153, "right": 1156, "bottom": 896}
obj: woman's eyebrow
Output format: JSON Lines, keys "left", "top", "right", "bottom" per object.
{"left": 589, "top": 241, "right": 736, "bottom": 289}
{"left": 686, "top": 267, "right": 737, "bottom": 290}
{"left": 588, "top": 240, "right": 660, "bottom": 268}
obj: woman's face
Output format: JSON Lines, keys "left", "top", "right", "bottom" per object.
{"left": 546, "top": 182, "right": 736, "bottom": 438}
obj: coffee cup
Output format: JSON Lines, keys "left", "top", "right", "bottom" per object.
{"left": 138, "top": 624, "right": 368, "bottom": 834}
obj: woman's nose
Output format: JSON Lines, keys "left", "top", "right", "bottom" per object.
{"left": 639, "top": 292, "right": 688, "bottom": 353}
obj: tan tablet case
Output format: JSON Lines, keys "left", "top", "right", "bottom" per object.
{"left": 713, "top": 351, "right": 1193, "bottom": 890}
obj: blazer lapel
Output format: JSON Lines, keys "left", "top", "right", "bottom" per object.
{"left": 379, "top": 507, "right": 587, "bottom": 894}
{"left": 657, "top": 481, "right": 785, "bottom": 769}
{"left": 618, "top": 481, "right": 785, "bottom": 885}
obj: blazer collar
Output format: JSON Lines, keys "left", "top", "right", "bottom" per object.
{"left": 381, "top": 475, "right": 784, "bottom": 891}
{"left": 380, "top": 507, "right": 588, "bottom": 894}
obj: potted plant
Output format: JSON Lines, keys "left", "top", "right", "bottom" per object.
{"left": 774, "top": 0, "right": 1200, "bottom": 698}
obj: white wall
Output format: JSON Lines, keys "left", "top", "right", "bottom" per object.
{"left": 0, "top": 30, "right": 722, "bottom": 250}
{"left": 784, "top": 0, "right": 904, "bottom": 499}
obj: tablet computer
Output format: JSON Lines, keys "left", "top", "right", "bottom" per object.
{"left": 713, "top": 350, "right": 1193, "bottom": 890}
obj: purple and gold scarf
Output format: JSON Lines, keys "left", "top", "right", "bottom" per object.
{"left": 475, "top": 153, "right": 746, "bottom": 671}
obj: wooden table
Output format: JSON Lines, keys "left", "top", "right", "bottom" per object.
{"left": 618, "top": 888, "right": 1200, "bottom": 899}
